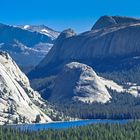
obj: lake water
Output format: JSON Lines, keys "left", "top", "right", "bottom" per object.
{"left": 10, "top": 119, "right": 130, "bottom": 131}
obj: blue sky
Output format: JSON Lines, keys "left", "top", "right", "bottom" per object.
{"left": 0, "top": 0, "right": 140, "bottom": 33}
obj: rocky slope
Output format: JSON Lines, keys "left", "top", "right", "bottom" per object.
{"left": 0, "top": 51, "right": 52, "bottom": 124}
{"left": 29, "top": 16, "right": 140, "bottom": 78}
{"left": 0, "top": 23, "right": 59, "bottom": 72}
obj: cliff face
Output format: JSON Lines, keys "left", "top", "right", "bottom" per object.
{"left": 29, "top": 16, "right": 140, "bottom": 78}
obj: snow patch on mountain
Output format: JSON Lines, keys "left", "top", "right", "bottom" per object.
{"left": 18, "top": 25, "right": 60, "bottom": 40}
{"left": 23, "top": 25, "right": 30, "bottom": 29}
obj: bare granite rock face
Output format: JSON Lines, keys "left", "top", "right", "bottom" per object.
{"left": 50, "top": 62, "right": 111, "bottom": 104}
{"left": 0, "top": 51, "right": 52, "bottom": 124}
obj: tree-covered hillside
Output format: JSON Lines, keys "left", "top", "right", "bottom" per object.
{"left": 53, "top": 89, "right": 140, "bottom": 120}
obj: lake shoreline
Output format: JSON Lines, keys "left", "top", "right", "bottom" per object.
{"left": 6, "top": 119, "right": 135, "bottom": 131}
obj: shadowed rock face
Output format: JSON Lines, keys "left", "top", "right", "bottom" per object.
{"left": 29, "top": 16, "right": 140, "bottom": 79}
{"left": 49, "top": 62, "right": 111, "bottom": 104}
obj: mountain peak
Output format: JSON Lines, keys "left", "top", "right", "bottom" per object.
{"left": 92, "top": 15, "right": 140, "bottom": 30}
{"left": 53, "top": 28, "right": 76, "bottom": 46}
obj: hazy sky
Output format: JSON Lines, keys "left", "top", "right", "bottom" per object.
{"left": 0, "top": 0, "right": 140, "bottom": 33}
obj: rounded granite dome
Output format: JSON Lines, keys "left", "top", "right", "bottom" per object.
{"left": 91, "top": 16, "right": 117, "bottom": 30}
{"left": 50, "top": 62, "right": 111, "bottom": 104}
{"left": 91, "top": 15, "right": 140, "bottom": 30}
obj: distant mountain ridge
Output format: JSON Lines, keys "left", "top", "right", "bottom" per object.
{"left": 17, "top": 24, "right": 60, "bottom": 40}
{"left": 0, "top": 23, "right": 59, "bottom": 72}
